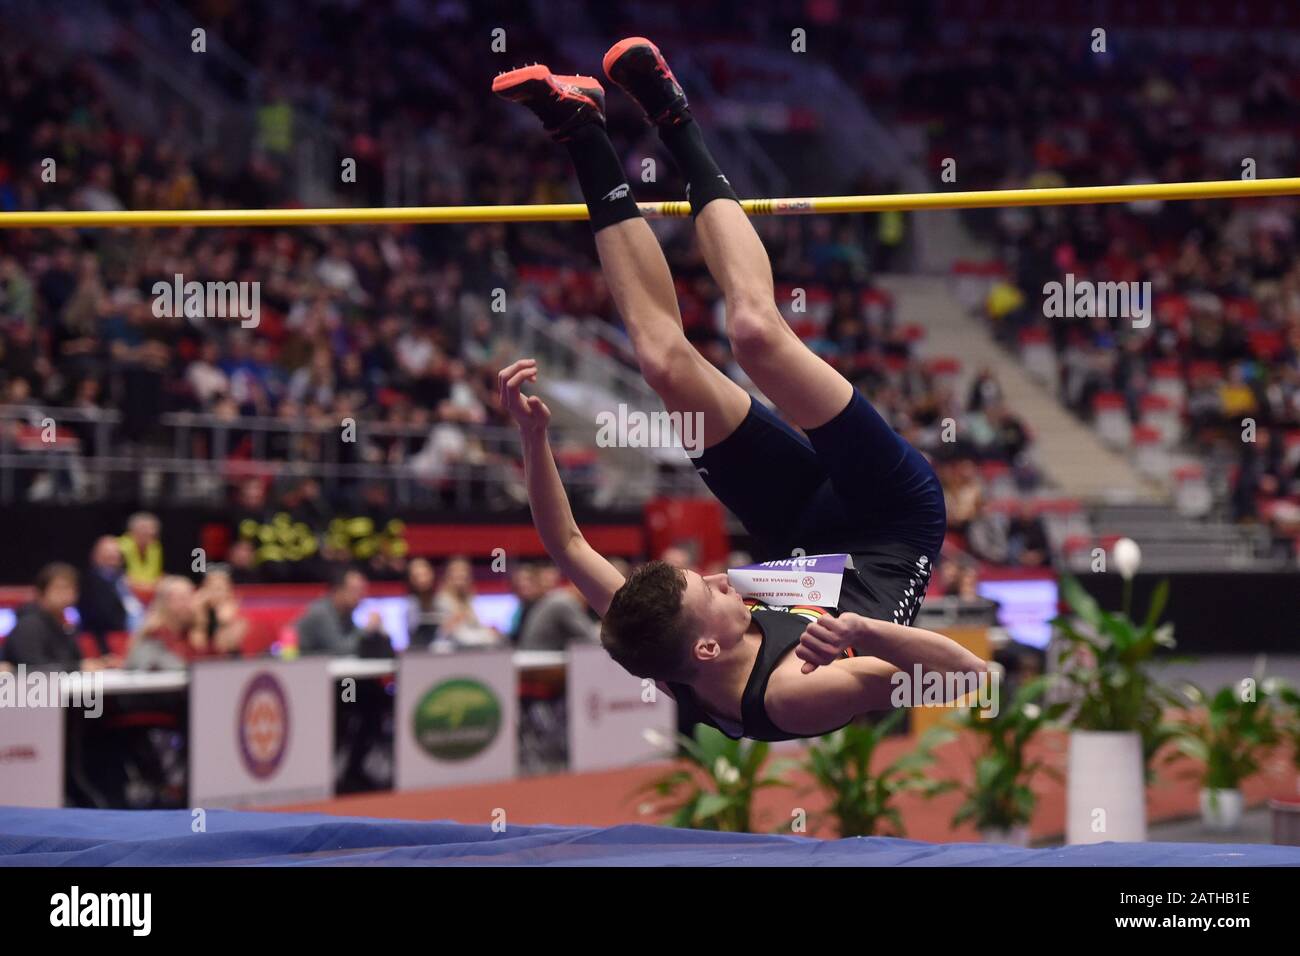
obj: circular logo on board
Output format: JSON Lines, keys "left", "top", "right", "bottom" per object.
{"left": 237, "top": 672, "right": 289, "bottom": 779}
{"left": 413, "top": 678, "right": 501, "bottom": 761}
{"left": 808, "top": 590, "right": 821, "bottom": 603}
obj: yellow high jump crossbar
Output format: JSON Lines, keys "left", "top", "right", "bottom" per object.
{"left": 3, "top": 177, "right": 1300, "bottom": 229}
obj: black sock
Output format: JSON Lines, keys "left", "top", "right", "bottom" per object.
{"left": 563, "top": 123, "right": 642, "bottom": 233}
{"left": 658, "top": 116, "right": 740, "bottom": 217}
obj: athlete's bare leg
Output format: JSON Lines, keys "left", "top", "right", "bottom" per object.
{"left": 693, "top": 200, "right": 854, "bottom": 430}
{"left": 493, "top": 64, "right": 748, "bottom": 449}
{"left": 602, "top": 37, "right": 854, "bottom": 431}
{"left": 594, "top": 217, "right": 749, "bottom": 448}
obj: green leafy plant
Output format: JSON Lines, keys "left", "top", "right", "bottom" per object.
{"left": 1276, "top": 683, "right": 1300, "bottom": 775}
{"left": 800, "top": 710, "right": 955, "bottom": 837}
{"left": 1166, "top": 680, "right": 1282, "bottom": 790}
{"left": 949, "top": 675, "right": 1067, "bottom": 832}
{"left": 1052, "top": 573, "right": 1181, "bottom": 775}
{"left": 636, "top": 725, "right": 796, "bottom": 832}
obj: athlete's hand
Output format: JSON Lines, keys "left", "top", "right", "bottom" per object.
{"left": 796, "top": 612, "right": 871, "bottom": 674}
{"left": 498, "top": 358, "right": 551, "bottom": 437}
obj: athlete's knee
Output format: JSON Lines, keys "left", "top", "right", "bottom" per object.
{"left": 638, "top": 335, "right": 699, "bottom": 396}
{"left": 727, "top": 299, "right": 788, "bottom": 364}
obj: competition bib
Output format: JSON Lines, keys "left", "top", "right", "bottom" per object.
{"left": 726, "top": 553, "right": 847, "bottom": 608}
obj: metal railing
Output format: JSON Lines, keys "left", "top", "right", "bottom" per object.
{"left": 0, "top": 405, "right": 585, "bottom": 508}
{"left": 0, "top": 397, "right": 702, "bottom": 507}
{"left": 505, "top": 299, "right": 707, "bottom": 484}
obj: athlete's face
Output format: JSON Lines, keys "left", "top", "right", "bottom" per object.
{"left": 680, "top": 570, "right": 751, "bottom": 655}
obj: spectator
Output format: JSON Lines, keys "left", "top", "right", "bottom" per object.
{"left": 433, "top": 556, "right": 501, "bottom": 648}
{"left": 940, "top": 559, "right": 982, "bottom": 601}
{"left": 1, "top": 563, "right": 87, "bottom": 670}
{"left": 507, "top": 562, "right": 543, "bottom": 643}
{"left": 516, "top": 574, "right": 599, "bottom": 651}
{"left": 1232, "top": 426, "right": 1285, "bottom": 522}
{"left": 984, "top": 401, "right": 1032, "bottom": 462}
{"left": 1007, "top": 503, "right": 1050, "bottom": 567}
{"left": 118, "top": 512, "right": 163, "bottom": 591}
{"left": 658, "top": 546, "right": 694, "bottom": 570}
{"left": 966, "top": 501, "right": 1011, "bottom": 565}
{"left": 123, "top": 576, "right": 200, "bottom": 670}
{"left": 966, "top": 367, "right": 1004, "bottom": 413}
{"left": 77, "top": 535, "right": 143, "bottom": 654}
{"left": 404, "top": 558, "right": 442, "bottom": 651}
{"left": 226, "top": 539, "right": 260, "bottom": 584}
{"left": 296, "top": 567, "right": 386, "bottom": 656}
{"left": 191, "top": 566, "right": 249, "bottom": 657}
{"left": 942, "top": 460, "right": 984, "bottom": 534}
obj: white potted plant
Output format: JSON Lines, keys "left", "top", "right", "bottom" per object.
{"left": 1053, "top": 538, "right": 1178, "bottom": 844}
{"left": 1167, "top": 680, "right": 1281, "bottom": 832}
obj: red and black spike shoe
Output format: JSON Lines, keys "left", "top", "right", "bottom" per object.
{"left": 491, "top": 64, "right": 606, "bottom": 141}
{"left": 602, "top": 36, "right": 689, "bottom": 126}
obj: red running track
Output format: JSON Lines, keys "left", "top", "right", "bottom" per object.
{"left": 276, "top": 730, "right": 1299, "bottom": 841}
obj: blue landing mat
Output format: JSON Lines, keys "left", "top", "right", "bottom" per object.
{"left": 3, "top": 807, "right": 1299, "bottom": 866}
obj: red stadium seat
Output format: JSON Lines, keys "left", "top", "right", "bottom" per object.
{"left": 1029, "top": 498, "right": 1082, "bottom": 516}
{"left": 1248, "top": 329, "right": 1284, "bottom": 361}
{"left": 1131, "top": 424, "right": 1163, "bottom": 445}
{"left": 1224, "top": 298, "right": 1259, "bottom": 324}
{"left": 1061, "top": 534, "right": 1093, "bottom": 555}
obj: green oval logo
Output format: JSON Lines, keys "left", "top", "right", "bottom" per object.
{"left": 412, "top": 678, "right": 501, "bottom": 760}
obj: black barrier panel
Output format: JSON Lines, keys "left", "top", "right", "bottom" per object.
{"left": 1077, "top": 572, "right": 1300, "bottom": 655}
{"left": 0, "top": 504, "right": 641, "bottom": 585}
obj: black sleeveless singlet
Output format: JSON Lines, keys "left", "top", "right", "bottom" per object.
{"left": 667, "top": 608, "right": 853, "bottom": 743}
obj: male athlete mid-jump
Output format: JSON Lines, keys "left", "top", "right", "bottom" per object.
{"left": 494, "top": 38, "right": 985, "bottom": 741}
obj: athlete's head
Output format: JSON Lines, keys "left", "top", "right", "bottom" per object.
{"left": 601, "top": 560, "right": 751, "bottom": 683}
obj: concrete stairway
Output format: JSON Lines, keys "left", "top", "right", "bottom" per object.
{"left": 1084, "top": 502, "right": 1285, "bottom": 571}
{"left": 877, "top": 274, "right": 1165, "bottom": 504}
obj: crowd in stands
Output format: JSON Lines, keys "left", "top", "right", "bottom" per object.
{"left": 0, "top": 2, "right": 1059, "bottom": 593}
{"left": 0, "top": 507, "right": 616, "bottom": 675}
{"left": 846, "top": 22, "right": 1300, "bottom": 538}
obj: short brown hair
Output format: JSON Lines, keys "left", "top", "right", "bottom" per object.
{"left": 34, "top": 562, "right": 78, "bottom": 594}
{"left": 600, "top": 561, "right": 695, "bottom": 682}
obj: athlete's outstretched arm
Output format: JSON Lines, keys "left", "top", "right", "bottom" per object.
{"left": 768, "top": 615, "right": 988, "bottom": 736}
{"left": 499, "top": 359, "right": 625, "bottom": 616}
{"left": 797, "top": 612, "right": 987, "bottom": 676}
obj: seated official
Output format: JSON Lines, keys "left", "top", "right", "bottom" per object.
{"left": 78, "top": 535, "right": 143, "bottom": 654}
{"left": 124, "top": 576, "right": 204, "bottom": 670}
{"left": 297, "top": 568, "right": 391, "bottom": 656}
{"left": 2, "top": 563, "right": 99, "bottom": 671}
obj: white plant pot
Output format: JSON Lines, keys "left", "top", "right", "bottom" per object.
{"left": 1066, "top": 730, "right": 1147, "bottom": 844}
{"left": 980, "top": 825, "right": 1031, "bottom": 847}
{"left": 1199, "top": 788, "right": 1244, "bottom": 831}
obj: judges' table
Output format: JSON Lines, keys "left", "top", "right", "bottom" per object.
{"left": 0, "top": 648, "right": 672, "bottom": 808}
{"left": 91, "top": 652, "right": 567, "bottom": 695}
